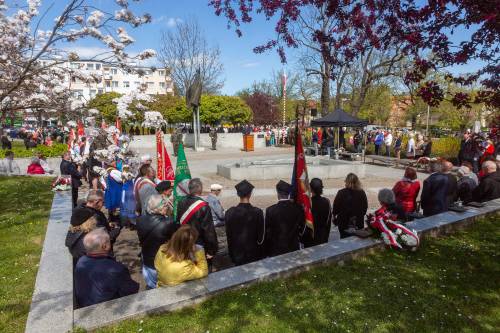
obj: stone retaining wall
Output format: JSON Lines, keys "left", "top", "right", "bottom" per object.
{"left": 25, "top": 192, "right": 500, "bottom": 332}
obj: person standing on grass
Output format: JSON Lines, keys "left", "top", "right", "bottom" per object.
{"left": 155, "top": 225, "right": 208, "bottom": 286}
{"left": 394, "top": 133, "right": 402, "bottom": 159}
{"left": 75, "top": 228, "right": 139, "bottom": 307}
{"left": 225, "top": 180, "right": 265, "bottom": 266}
{"left": 374, "top": 130, "right": 384, "bottom": 155}
{"left": 407, "top": 133, "right": 416, "bottom": 159}
{"left": 60, "top": 151, "right": 82, "bottom": 208}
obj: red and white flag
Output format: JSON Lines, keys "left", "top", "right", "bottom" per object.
{"left": 156, "top": 131, "right": 174, "bottom": 181}
{"left": 291, "top": 127, "right": 314, "bottom": 230}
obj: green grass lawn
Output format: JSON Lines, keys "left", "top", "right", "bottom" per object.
{"left": 96, "top": 216, "right": 500, "bottom": 333}
{"left": 0, "top": 176, "right": 54, "bottom": 333}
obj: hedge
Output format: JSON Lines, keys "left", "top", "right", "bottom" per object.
{"left": 0, "top": 143, "right": 68, "bottom": 158}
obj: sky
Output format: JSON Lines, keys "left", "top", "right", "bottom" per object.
{"left": 30, "top": 0, "right": 485, "bottom": 96}
{"left": 32, "top": 0, "right": 291, "bottom": 96}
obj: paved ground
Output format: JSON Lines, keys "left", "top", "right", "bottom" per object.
{"left": 81, "top": 144, "right": 425, "bottom": 290}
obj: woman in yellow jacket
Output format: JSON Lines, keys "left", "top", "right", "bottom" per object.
{"left": 154, "top": 225, "right": 208, "bottom": 286}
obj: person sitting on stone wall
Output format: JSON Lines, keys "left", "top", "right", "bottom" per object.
{"left": 421, "top": 160, "right": 449, "bottom": 216}
{"left": 75, "top": 228, "right": 139, "bottom": 307}
{"left": 27, "top": 156, "right": 45, "bottom": 175}
{"left": 154, "top": 225, "right": 208, "bottom": 286}
{"left": 137, "top": 194, "right": 178, "bottom": 289}
{"left": 472, "top": 161, "right": 500, "bottom": 202}
{"left": 457, "top": 165, "right": 478, "bottom": 204}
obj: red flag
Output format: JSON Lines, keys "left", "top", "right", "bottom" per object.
{"left": 156, "top": 131, "right": 174, "bottom": 181}
{"left": 292, "top": 127, "right": 314, "bottom": 230}
{"left": 77, "top": 121, "right": 85, "bottom": 137}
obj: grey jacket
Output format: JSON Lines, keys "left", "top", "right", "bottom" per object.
{"left": 206, "top": 193, "right": 224, "bottom": 225}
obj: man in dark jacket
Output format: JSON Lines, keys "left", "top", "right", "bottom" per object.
{"left": 302, "top": 178, "right": 331, "bottom": 247}
{"left": 421, "top": 161, "right": 449, "bottom": 216}
{"left": 137, "top": 194, "right": 178, "bottom": 288}
{"left": 60, "top": 151, "right": 82, "bottom": 207}
{"left": 264, "top": 180, "right": 305, "bottom": 257}
{"left": 75, "top": 228, "right": 138, "bottom": 307}
{"left": 442, "top": 160, "right": 458, "bottom": 207}
{"left": 225, "top": 180, "right": 265, "bottom": 265}
{"left": 176, "top": 178, "right": 218, "bottom": 258}
{"left": 66, "top": 190, "right": 120, "bottom": 263}
{"left": 473, "top": 161, "right": 500, "bottom": 202}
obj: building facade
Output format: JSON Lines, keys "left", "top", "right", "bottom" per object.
{"left": 39, "top": 59, "right": 174, "bottom": 103}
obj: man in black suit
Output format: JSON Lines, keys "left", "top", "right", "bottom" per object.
{"left": 225, "top": 180, "right": 265, "bottom": 266}
{"left": 421, "top": 160, "right": 449, "bottom": 216}
{"left": 60, "top": 151, "right": 82, "bottom": 207}
{"left": 264, "top": 180, "right": 305, "bottom": 257}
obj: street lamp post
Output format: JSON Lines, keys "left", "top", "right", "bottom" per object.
{"left": 426, "top": 104, "right": 430, "bottom": 137}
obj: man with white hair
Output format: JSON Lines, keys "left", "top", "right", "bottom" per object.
{"left": 140, "top": 154, "right": 152, "bottom": 165}
{"left": 74, "top": 228, "right": 138, "bottom": 307}
{"left": 384, "top": 130, "right": 393, "bottom": 157}
{"left": 472, "top": 161, "right": 500, "bottom": 202}
{"left": 206, "top": 184, "right": 225, "bottom": 227}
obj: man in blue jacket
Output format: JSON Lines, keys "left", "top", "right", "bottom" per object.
{"left": 75, "top": 228, "right": 138, "bottom": 308}
{"left": 421, "top": 160, "right": 449, "bottom": 216}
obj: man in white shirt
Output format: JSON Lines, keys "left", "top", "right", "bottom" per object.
{"left": 384, "top": 130, "right": 393, "bottom": 157}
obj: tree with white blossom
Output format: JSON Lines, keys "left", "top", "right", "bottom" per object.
{"left": 0, "top": 0, "right": 156, "bottom": 127}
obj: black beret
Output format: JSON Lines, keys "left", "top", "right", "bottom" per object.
{"left": 70, "top": 207, "right": 95, "bottom": 226}
{"left": 235, "top": 179, "right": 254, "bottom": 197}
{"left": 276, "top": 180, "right": 292, "bottom": 195}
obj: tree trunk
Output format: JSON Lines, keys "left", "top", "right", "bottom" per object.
{"left": 320, "top": 74, "right": 330, "bottom": 116}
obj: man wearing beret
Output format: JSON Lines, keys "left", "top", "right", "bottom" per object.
{"left": 225, "top": 180, "right": 265, "bottom": 266}
{"left": 264, "top": 180, "right": 305, "bottom": 257}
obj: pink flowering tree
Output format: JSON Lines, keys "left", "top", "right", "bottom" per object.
{"left": 0, "top": 0, "right": 156, "bottom": 125}
{"left": 210, "top": 0, "right": 499, "bottom": 110}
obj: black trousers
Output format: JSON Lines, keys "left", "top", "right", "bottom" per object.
{"left": 72, "top": 186, "right": 79, "bottom": 208}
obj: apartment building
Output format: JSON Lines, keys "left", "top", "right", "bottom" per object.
{"left": 39, "top": 59, "right": 175, "bottom": 102}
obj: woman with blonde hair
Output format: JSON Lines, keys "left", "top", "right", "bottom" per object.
{"left": 332, "top": 173, "right": 368, "bottom": 238}
{"left": 154, "top": 225, "right": 208, "bottom": 286}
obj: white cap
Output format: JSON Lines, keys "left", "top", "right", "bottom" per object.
{"left": 141, "top": 154, "right": 152, "bottom": 162}
{"left": 210, "top": 184, "right": 223, "bottom": 191}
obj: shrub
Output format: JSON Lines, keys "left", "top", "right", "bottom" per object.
{"left": 431, "top": 137, "right": 461, "bottom": 160}
{"left": 0, "top": 143, "right": 68, "bottom": 158}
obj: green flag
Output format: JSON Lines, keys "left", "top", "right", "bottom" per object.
{"left": 173, "top": 142, "right": 191, "bottom": 222}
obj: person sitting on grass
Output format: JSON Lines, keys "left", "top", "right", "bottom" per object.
{"left": 154, "top": 225, "right": 208, "bottom": 287}
{"left": 26, "top": 156, "right": 45, "bottom": 175}
{"left": 369, "top": 189, "right": 419, "bottom": 250}
{"left": 75, "top": 228, "right": 139, "bottom": 308}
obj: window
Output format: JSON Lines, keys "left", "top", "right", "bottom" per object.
{"left": 123, "top": 81, "right": 130, "bottom": 88}
{"left": 147, "top": 82, "right": 154, "bottom": 88}
{"left": 73, "top": 90, "right": 83, "bottom": 99}
{"left": 159, "top": 82, "right": 166, "bottom": 88}
{"left": 97, "top": 88, "right": 104, "bottom": 94}
{"left": 86, "top": 63, "right": 94, "bottom": 70}
{"left": 95, "top": 63, "right": 101, "bottom": 70}
{"left": 112, "top": 81, "right": 119, "bottom": 88}
{"left": 70, "top": 62, "right": 80, "bottom": 69}
{"left": 90, "top": 89, "right": 96, "bottom": 97}
{"left": 158, "top": 70, "right": 165, "bottom": 76}
{"left": 105, "top": 81, "right": 111, "bottom": 87}
{"left": 111, "top": 68, "right": 118, "bottom": 75}
{"left": 134, "top": 81, "right": 140, "bottom": 86}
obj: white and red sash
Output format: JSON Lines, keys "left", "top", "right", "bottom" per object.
{"left": 180, "top": 200, "right": 207, "bottom": 225}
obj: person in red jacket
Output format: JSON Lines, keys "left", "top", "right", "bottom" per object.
{"left": 392, "top": 167, "right": 420, "bottom": 213}
{"left": 27, "top": 157, "right": 45, "bottom": 175}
